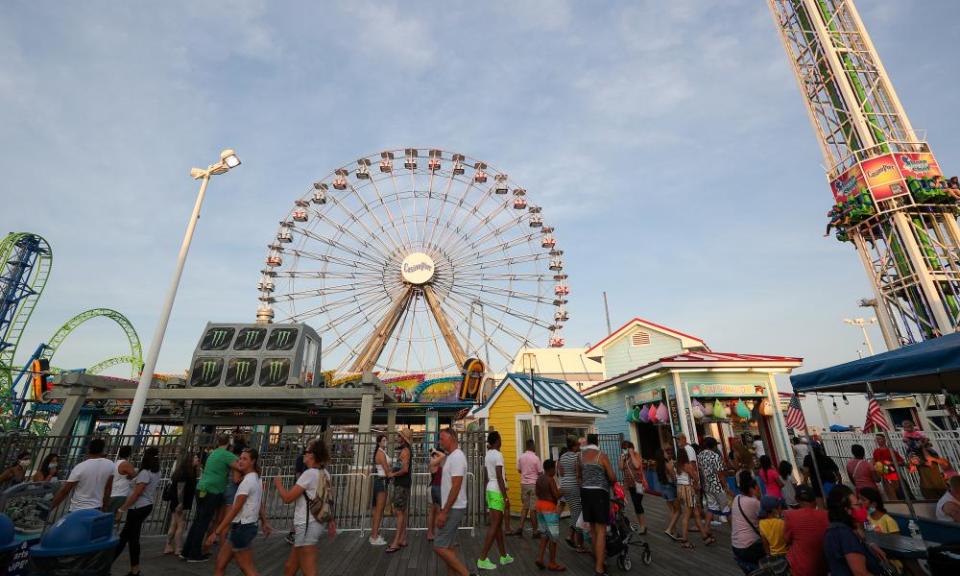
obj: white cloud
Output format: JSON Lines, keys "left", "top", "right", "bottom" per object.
{"left": 336, "top": 0, "right": 438, "bottom": 72}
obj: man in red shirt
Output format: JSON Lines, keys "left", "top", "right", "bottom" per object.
{"left": 784, "top": 485, "right": 829, "bottom": 576}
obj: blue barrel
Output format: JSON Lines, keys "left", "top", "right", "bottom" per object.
{"left": 29, "top": 510, "right": 117, "bottom": 576}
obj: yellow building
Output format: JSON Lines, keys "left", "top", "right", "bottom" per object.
{"left": 470, "top": 373, "right": 607, "bottom": 506}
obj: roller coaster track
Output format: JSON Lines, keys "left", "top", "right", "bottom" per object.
{"left": 39, "top": 308, "right": 144, "bottom": 379}
{"left": 0, "top": 233, "right": 52, "bottom": 398}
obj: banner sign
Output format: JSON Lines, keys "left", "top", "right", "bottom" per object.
{"left": 667, "top": 388, "right": 680, "bottom": 436}
{"left": 861, "top": 154, "right": 906, "bottom": 200}
{"left": 629, "top": 388, "right": 663, "bottom": 405}
{"left": 830, "top": 165, "right": 866, "bottom": 203}
{"left": 895, "top": 153, "right": 942, "bottom": 179}
{"left": 687, "top": 382, "right": 766, "bottom": 398}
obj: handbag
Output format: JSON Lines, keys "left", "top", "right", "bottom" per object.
{"left": 757, "top": 555, "right": 790, "bottom": 576}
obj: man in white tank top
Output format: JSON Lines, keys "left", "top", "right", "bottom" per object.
{"left": 109, "top": 445, "right": 136, "bottom": 513}
{"left": 936, "top": 476, "right": 960, "bottom": 523}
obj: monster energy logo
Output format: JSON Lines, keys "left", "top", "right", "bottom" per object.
{"left": 274, "top": 330, "right": 292, "bottom": 348}
{"left": 208, "top": 329, "right": 230, "bottom": 347}
{"left": 243, "top": 331, "right": 260, "bottom": 347}
{"left": 266, "top": 360, "right": 287, "bottom": 382}
{"left": 200, "top": 360, "right": 220, "bottom": 382}
{"left": 234, "top": 360, "right": 252, "bottom": 382}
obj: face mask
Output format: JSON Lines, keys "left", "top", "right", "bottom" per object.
{"left": 48, "top": 463, "right": 58, "bottom": 471}
{"left": 18, "top": 460, "right": 30, "bottom": 468}
{"left": 868, "top": 506, "right": 876, "bottom": 515}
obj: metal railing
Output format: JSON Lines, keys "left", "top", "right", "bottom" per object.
{"left": 0, "top": 429, "right": 487, "bottom": 536}
{"left": 820, "top": 430, "right": 960, "bottom": 500}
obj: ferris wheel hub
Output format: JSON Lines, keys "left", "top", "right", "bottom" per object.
{"left": 400, "top": 252, "right": 436, "bottom": 285}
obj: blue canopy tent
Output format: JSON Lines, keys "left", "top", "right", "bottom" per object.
{"left": 790, "top": 332, "right": 960, "bottom": 395}
{"left": 790, "top": 333, "right": 960, "bottom": 532}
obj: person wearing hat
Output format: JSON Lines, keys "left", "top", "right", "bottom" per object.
{"left": 386, "top": 429, "right": 413, "bottom": 554}
{"left": 783, "top": 485, "right": 828, "bottom": 576}
{"left": 758, "top": 496, "right": 787, "bottom": 558}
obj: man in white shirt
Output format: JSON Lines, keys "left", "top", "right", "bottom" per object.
{"left": 51, "top": 438, "right": 115, "bottom": 512}
{"left": 434, "top": 428, "right": 477, "bottom": 576}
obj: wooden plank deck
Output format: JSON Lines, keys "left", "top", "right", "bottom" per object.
{"left": 113, "top": 497, "right": 745, "bottom": 576}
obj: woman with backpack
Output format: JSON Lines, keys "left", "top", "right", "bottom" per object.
{"left": 274, "top": 440, "right": 332, "bottom": 576}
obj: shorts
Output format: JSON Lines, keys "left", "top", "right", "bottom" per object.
{"left": 293, "top": 521, "right": 323, "bottom": 547}
{"left": 224, "top": 481, "right": 239, "bottom": 507}
{"left": 372, "top": 476, "right": 387, "bottom": 505}
{"left": 229, "top": 522, "right": 258, "bottom": 551}
{"left": 705, "top": 490, "right": 729, "bottom": 514}
{"left": 580, "top": 488, "right": 610, "bottom": 524}
{"left": 677, "top": 484, "right": 698, "bottom": 508}
{"left": 486, "top": 490, "right": 505, "bottom": 512}
{"left": 107, "top": 496, "right": 127, "bottom": 513}
{"left": 434, "top": 507, "right": 465, "bottom": 549}
{"left": 661, "top": 483, "right": 677, "bottom": 502}
{"left": 521, "top": 484, "right": 536, "bottom": 509}
{"left": 392, "top": 485, "right": 410, "bottom": 511}
{"left": 535, "top": 501, "right": 559, "bottom": 541}
{"left": 431, "top": 485, "right": 442, "bottom": 506}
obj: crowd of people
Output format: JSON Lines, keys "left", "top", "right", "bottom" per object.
{"left": 2, "top": 420, "right": 958, "bottom": 576}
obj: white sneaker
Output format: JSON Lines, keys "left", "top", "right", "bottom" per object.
{"left": 710, "top": 520, "right": 722, "bottom": 526}
{"left": 369, "top": 536, "right": 387, "bottom": 546}
{"left": 720, "top": 516, "right": 728, "bottom": 524}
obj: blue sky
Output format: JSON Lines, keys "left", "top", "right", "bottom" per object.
{"left": 3, "top": 1, "right": 959, "bottom": 427}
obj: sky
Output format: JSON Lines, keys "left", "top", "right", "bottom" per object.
{"left": 2, "top": 1, "right": 959, "bottom": 428}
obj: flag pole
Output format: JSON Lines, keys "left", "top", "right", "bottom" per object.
{"left": 792, "top": 393, "right": 829, "bottom": 507}
{"left": 865, "top": 381, "right": 919, "bottom": 523}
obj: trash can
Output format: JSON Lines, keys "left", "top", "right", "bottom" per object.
{"left": 29, "top": 510, "right": 117, "bottom": 576}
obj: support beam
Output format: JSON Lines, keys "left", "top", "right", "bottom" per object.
{"left": 350, "top": 287, "right": 414, "bottom": 373}
{"left": 49, "top": 374, "right": 89, "bottom": 437}
{"left": 422, "top": 285, "right": 467, "bottom": 368}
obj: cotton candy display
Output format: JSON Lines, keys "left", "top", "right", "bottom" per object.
{"left": 648, "top": 403, "right": 659, "bottom": 424}
{"left": 631, "top": 406, "right": 642, "bottom": 422}
{"left": 691, "top": 399, "right": 705, "bottom": 419}
{"left": 713, "top": 400, "right": 727, "bottom": 419}
{"left": 735, "top": 399, "right": 751, "bottom": 419}
{"left": 656, "top": 402, "right": 668, "bottom": 422}
{"left": 639, "top": 404, "right": 650, "bottom": 423}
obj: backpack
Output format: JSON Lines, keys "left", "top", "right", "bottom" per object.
{"left": 305, "top": 469, "right": 334, "bottom": 524}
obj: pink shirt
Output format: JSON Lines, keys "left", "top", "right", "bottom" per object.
{"left": 761, "top": 468, "right": 782, "bottom": 498}
{"left": 846, "top": 459, "right": 878, "bottom": 492}
{"left": 518, "top": 451, "right": 542, "bottom": 486}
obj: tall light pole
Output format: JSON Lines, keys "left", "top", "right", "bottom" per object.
{"left": 843, "top": 317, "right": 877, "bottom": 356}
{"left": 522, "top": 350, "right": 538, "bottom": 414}
{"left": 123, "top": 149, "right": 241, "bottom": 436}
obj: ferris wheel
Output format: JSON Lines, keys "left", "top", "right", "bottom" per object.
{"left": 256, "top": 148, "right": 568, "bottom": 376}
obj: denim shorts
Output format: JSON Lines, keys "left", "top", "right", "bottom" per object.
{"left": 661, "top": 483, "right": 677, "bottom": 502}
{"left": 229, "top": 522, "right": 258, "bottom": 551}
{"left": 224, "top": 481, "right": 239, "bottom": 507}
{"left": 431, "top": 485, "right": 442, "bottom": 506}
{"left": 293, "top": 521, "right": 323, "bottom": 547}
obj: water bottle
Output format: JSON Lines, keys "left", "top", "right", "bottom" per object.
{"left": 908, "top": 519, "right": 922, "bottom": 541}
{"left": 863, "top": 520, "right": 874, "bottom": 533}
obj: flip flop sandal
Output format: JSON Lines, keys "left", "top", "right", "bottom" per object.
{"left": 547, "top": 564, "right": 566, "bottom": 572}
{"left": 680, "top": 540, "right": 695, "bottom": 549}
{"left": 703, "top": 536, "right": 717, "bottom": 546}
{"left": 385, "top": 546, "right": 400, "bottom": 554}
{"left": 664, "top": 530, "right": 680, "bottom": 542}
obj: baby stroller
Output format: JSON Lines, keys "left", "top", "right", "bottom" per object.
{"left": 597, "top": 484, "right": 652, "bottom": 571}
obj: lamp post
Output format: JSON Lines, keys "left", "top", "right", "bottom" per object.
{"left": 843, "top": 317, "right": 877, "bottom": 356}
{"left": 522, "top": 350, "right": 538, "bottom": 414}
{"left": 122, "top": 149, "right": 241, "bottom": 437}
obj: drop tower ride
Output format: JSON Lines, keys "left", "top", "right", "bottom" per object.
{"left": 768, "top": 0, "right": 960, "bottom": 348}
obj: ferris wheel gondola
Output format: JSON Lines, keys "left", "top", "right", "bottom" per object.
{"left": 257, "top": 148, "right": 568, "bottom": 375}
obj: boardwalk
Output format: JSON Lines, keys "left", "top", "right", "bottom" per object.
{"left": 112, "top": 497, "right": 744, "bottom": 576}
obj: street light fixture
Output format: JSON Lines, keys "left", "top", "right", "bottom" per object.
{"left": 843, "top": 317, "right": 877, "bottom": 356}
{"left": 122, "top": 149, "right": 241, "bottom": 436}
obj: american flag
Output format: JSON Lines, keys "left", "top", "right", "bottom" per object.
{"left": 864, "top": 398, "right": 891, "bottom": 432}
{"left": 785, "top": 394, "right": 807, "bottom": 431}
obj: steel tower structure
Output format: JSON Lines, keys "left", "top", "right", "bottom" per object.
{"left": 768, "top": 0, "right": 960, "bottom": 348}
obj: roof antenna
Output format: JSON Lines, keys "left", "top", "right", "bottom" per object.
{"left": 602, "top": 291, "right": 612, "bottom": 334}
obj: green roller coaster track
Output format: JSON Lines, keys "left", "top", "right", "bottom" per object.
{"left": 0, "top": 233, "right": 52, "bottom": 399}
{"left": 39, "top": 308, "right": 144, "bottom": 383}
